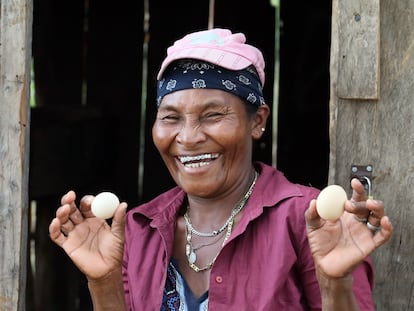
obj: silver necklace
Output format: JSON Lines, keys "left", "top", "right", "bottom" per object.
{"left": 184, "top": 171, "right": 258, "bottom": 238}
{"left": 185, "top": 218, "right": 233, "bottom": 272}
{"left": 192, "top": 232, "right": 226, "bottom": 251}
{"left": 184, "top": 171, "right": 258, "bottom": 272}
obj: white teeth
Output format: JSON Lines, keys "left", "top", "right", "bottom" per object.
{"left": 185, "top": 162, "right": 211, "bottom": 168}
{"left": 178, "top": 153, "right": 219, "bottom": 164}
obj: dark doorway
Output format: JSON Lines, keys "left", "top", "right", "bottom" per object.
{"left": 28, "top": 1, "right": 331, "bottom": 309}
{"left": 277, "top": 1, "right": 331, "bottom": 189}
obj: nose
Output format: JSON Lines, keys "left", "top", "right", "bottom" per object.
{"left": 176, "top": 120, "right": 206, "bottom": 146}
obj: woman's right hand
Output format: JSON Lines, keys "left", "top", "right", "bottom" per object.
{"left": 49, "top": 190, "right": 127, "bottom": 281}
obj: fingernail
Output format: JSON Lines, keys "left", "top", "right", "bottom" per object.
{"left": 83, "top": 195, "right": 94, "bottom": 204}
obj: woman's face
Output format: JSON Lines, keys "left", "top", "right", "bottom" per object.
{"left": 152, "top": 88, "right": 267, "bottom": 198}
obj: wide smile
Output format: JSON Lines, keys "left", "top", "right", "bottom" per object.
{"left": 177, "top": 153, "right": 220, "bottom": 168}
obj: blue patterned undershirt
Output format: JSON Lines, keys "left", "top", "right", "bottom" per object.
{"left": 161, "top": 258, "right": 209, "bottom": 311}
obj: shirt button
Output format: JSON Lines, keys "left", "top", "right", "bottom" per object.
{"left": 215, "top": 276, "right": 223, "bottom": 283}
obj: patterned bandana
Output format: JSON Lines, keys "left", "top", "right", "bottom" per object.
{"left": 156, "top": 60, "right": 265, "bottom": 107}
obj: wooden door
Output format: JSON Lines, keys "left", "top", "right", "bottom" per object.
{"left": 330, "top": 0, "right": 414, "bottom": 309}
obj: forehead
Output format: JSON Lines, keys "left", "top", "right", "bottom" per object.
{"left": 158, "top": 88, "right": 245, "bottom": 111}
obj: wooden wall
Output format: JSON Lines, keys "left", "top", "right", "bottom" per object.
{"left": 5, "top": 0, "right": 413, "bottom": 309}
{"left": 330, "top": 0, "right": 414, "bottom": 309}
{"left": 0, "top": 0, "right": 32, "bottom": 310}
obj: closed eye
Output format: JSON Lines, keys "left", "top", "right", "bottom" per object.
{"left": 159, "top": 114, "right": 181, "bottom": 124}
{"left": 162, "top": 115, "right": 179, "bottom": 120}
{"left": 206, "top": 112, "right": 223, "bottom": 118}
{"left": 201, "top": 112, "right": 226, "bottom": 122}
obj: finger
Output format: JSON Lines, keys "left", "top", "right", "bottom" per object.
{"left": 111, "top": 202, "right": 128, "bottom": 239}
{"left": 49, "top": 218, "right": 67, "bottom": 247}
{"left": 305, "top": 199, "right": 324, "bottom": 229}
{"left": 68, "top": 200, "right": 87, "bottom": 225}
{"left": 344, "top": 199, "right": 370, "bottom": 220}
{"left": 58, "top": 191, "right": 80, "bottom": 227}
{"left": 61, "top": 190, "right": 76, "bottom": 206}
{"left": 56, "top": 203, "right": 81, "bottom": 235}
{"left": 366, "top": 199, "right": 384, "bottom": 217}
{"left": 79, "top": 195, "right": 96, "bottom": 218}
{"left": 60, "top": 221, "right": 75, "bottom": 236}
{"left": 56, "top": 202, "right": 83, "bottom": 234}
{"left": 366, "top": 199, "right": 384, "bottom": 227}
{"left": 373, "top": 216, "right": 393, "bottom": 247}
{"left": 350, "top": 178, "right": 368, "bottom": 202}
{"left": 56, "top": 204, "right": 72, "bottom": 224}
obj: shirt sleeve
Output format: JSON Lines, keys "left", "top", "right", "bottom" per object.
{"left": 352, "top": 257, "right": 375, "bottom": 311}
{"left": 122, "top": 212, "right": 132, "bottom": 310}
{"left": 295, "top": 218, "right": 323, "bottom": 310}
{"left": 290, "top": 187, "right": 323, "bottom": 310}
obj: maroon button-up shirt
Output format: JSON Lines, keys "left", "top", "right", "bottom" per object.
{"left": 123, "top": 162, "right": 374, "bottom": 310}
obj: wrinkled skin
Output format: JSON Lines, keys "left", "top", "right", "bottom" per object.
{"left": 306, "top": 178, "right": 392, "bottom": 278}
{"left": 49, "top": 191, "right": 127, "bottom": 281}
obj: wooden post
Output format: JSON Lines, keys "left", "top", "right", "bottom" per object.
{"left": 0, "top": 0, "right": 33, "bottom": 310}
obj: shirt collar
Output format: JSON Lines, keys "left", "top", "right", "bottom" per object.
{"left": 130, "top": 162, "right": 305, "bottom": 227}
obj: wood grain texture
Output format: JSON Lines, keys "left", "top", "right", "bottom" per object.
{"left": 331, "top": 0, "right": 414, "bottom": 309}
{"left": 0, "top": 0, "right": 32, "bottom": 310}
{"left": 337, "top": 0, "right": 380, "bottom": 99}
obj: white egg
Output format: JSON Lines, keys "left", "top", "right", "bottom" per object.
{"left": 91, "top": 192, "right": 120, "bottom": 219}
{"left": 316, "top": 185, "right": 347, "bottom": 221}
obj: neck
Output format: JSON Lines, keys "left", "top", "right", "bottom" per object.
{"left": 185, "top": 169, "right": 258, "bottom": 232}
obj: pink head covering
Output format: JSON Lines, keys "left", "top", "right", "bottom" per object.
{"left": 157, "top": 28, "right": 266, "bottom": 86}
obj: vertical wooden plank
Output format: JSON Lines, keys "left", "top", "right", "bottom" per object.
{"left": 0, "top": 0, "right": 32, "bottom": 310}
{"left": 337, "top": 0, "right": 380, "bottom": 99}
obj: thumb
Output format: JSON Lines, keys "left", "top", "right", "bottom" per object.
{"left": 111, "top": 202, "right": 127, "bottom": 240}
{"left": 305, "top": 199, "right": 324, "bottom": 230}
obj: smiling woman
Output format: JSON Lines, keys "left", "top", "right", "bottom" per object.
{"left": 153, "top": 87, "right": 267, "bottom": 200}
{"left": 49, "top": 28, "right": 392, "bottom": 311}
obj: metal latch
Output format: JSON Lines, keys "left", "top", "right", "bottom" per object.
{"left": 350, "top": 164, "right": 373, "bottom": 199}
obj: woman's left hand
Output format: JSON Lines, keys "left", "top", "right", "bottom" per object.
{"left": 305, "top": 178, "right": 393, "bottom": 278}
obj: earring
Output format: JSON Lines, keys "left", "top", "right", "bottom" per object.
{"left": 261, "top": 128, "right": 265, "bottom": 132}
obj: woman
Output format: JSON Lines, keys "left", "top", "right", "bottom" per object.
{"left": 49, "top": 28, "right": 392, "bottom": 310}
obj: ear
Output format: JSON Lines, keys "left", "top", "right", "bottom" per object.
{"left": 251, "top": 104, "right": 270, "bottom": 140}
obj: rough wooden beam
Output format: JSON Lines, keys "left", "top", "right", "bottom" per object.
{"left": 0, "top": 0, "right": 32, "bottom": 310}
{"left": 337, "top": 0, "right": 380, "bottom": 99}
